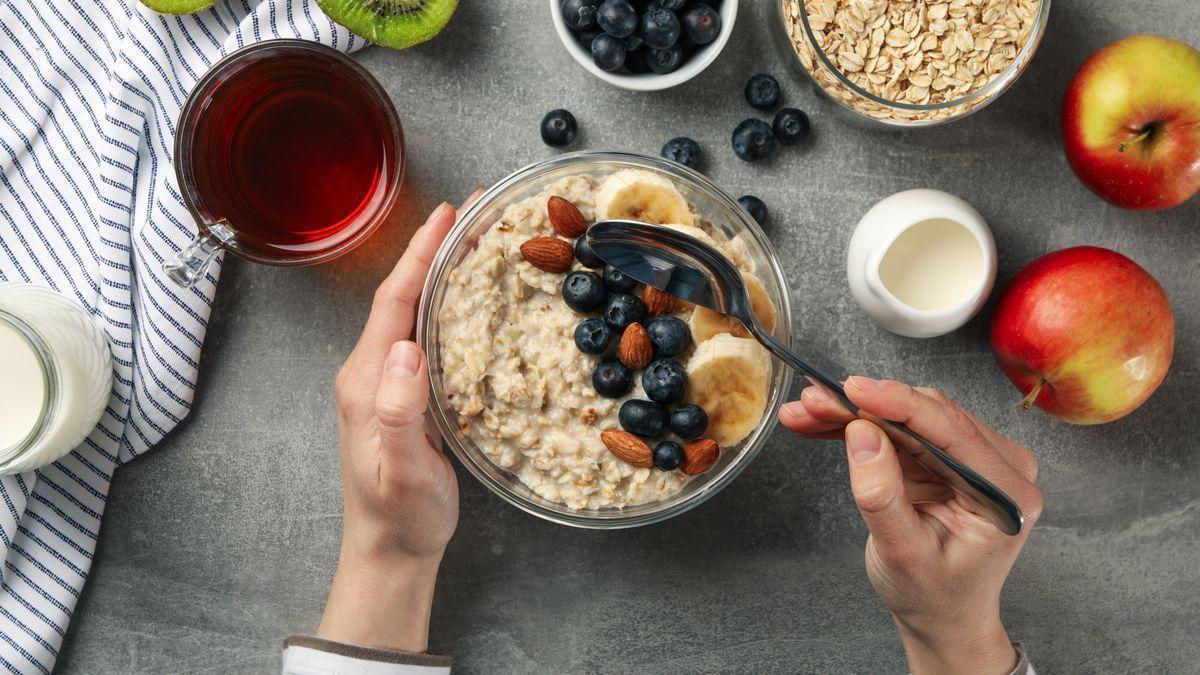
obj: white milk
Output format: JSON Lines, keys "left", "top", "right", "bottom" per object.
{"left": 0, "top": 283, "right": 113, "bottom": 473}
{"left": 877, "top": 217, "right": 985, "bottom": 312}
{"left": 0, "top": 320, "right": 47, "bottom": 449}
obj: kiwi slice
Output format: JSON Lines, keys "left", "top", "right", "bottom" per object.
{"left": 139, "top": 0, "right": 217, "bottom": 14}
{"left": 318, "top": 0, "right": 457, "bottom": 50}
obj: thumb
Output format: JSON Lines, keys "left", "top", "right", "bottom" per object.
{"left": 844, "top": 420, "right": 923, "bottom": 554}
{"left": 375, "top": 340, "right": 430, "bottom": 453}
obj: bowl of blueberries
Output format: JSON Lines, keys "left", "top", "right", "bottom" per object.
{"left": 551, "top": 0, "right": 736, "bottom": 90}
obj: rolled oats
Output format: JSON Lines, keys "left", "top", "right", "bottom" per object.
{"left": 782, "top": 0, "right": 1043, "bottom": 123}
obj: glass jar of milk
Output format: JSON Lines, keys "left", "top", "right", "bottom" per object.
{"left": 0, "top": 283, "right": 113, "bottom": 473}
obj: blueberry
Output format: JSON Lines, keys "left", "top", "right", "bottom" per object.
{"left": 660, "top": 137, "right": 702, "bottom": 171}
{"left": 574, "top": 236, "right": 605, "bottom": 269}
{"left": 651, "top": 0, "right": 685, "bottom": 10}
{"left": 645, "top": 315, "right": 689, "bottom": 357}
{"left": 653, "top": 440, "right": 685, "bottom": 470}
{"left": 670, "top": 404, "right": 709, "bottom": 440}
{"left": 681, "top": 4, "right": 721, "bottom": 45}
{"left": 623, "top": 33, "right": 643, "bottom": 51}
{"left": 738, "top": 195, "right": 768, "bottom": 227}
{"left": 745, "top": 73, "right": 781, "bottom": 110}
{"left": 577, "top": 29, "right": 602, "bottom": 51}
{"left": 603, "top": 293, "right": 647, "bottom": 331}
{"left": 603, "top": 264, "right": 638, "bottom": 293}
{"left": 597, "top": 0, "right": 637, "bottom": 38}
{"left": 562, "top": 271, "right": 607, "bottom": 313}
{"left": 642, "top": 358, "right": 686, "bottom": 404}
{"left": 773, "top": 107, "right": 810, "bottom": 145}
{"left": 624, "top": 46, "right": 651, "bottom": 74}
{"left": 731, "top": 118, "right": 776, "bottom": 162}
{"left": 592, "top": 356, "right": 634, "bottom": 398}
{"left": 591, "top": 33, "right": 627, "bottom": 72}
{"left": 561, "top": 0, "right": 600, "bottom": 30}
{"left": 620, "top": 399, "right": 669, "bottom": 437}
{"left": 574, "top": 318, "right": 613, "bottom": 355}
{"left": 648, "top": 44, "right": 684, "bottom": 74}
{"left": 541, "top": 109, "right": 578, "bottom": 147}
{"left": 639, "top": 8, "right": 681, "bottom": 50}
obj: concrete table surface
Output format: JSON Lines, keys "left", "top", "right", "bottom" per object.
{"left": 56, "top": 2, "right": 1200, "bottom": 673}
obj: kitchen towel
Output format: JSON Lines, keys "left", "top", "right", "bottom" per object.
{"left": 0, "top": 1, "right": 363, "bottom": 670}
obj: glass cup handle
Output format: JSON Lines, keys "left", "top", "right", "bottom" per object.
{"left": 163, "top": 221, "right": 232, "bottom": 288}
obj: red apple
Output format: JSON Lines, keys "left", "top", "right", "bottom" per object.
{"left": 1061, "top": 35, "right": 1200, "bottom": 210}
{"left": 989, "top": 246, "right": 1174, "bottom": 425}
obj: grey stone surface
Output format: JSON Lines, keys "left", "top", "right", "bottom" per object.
{"left": 55, "top": 1, "right": 1200, "bottom": 673}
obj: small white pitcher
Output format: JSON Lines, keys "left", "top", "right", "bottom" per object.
{"left": 847, "top": 189, "right": 997, "bottom": 338}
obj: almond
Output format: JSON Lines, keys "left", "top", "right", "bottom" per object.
{"left": 681, "top": 438, "right": 719, "bottom": 475}
{"left": 642, "top": 286, "right": 678, "bottom": 316}
{"left": 619, "top": 323, "right": 653, "bottom": 370}
{"left": 601, "top": 429, "right": 653, "bottom": 468}
{"left": 519, "top": 236, "right": 573, "bottom": 273}
{"left": 547, "top": 196, "right": 588, "bottom": 238}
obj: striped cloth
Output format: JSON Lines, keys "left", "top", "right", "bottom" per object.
{"left": 0, "top": 2, "right": 363, "bottom": 671}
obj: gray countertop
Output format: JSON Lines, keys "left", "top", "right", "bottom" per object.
{"left": 56, "top": 1, "right": 1200, "bottom": 672}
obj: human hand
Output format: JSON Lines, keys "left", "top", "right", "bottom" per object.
{"left": 317, "top": 200, "right": 467, "bottom": 652}
{"left": 780, "top": 378, "right": 1043, "bottom": 675}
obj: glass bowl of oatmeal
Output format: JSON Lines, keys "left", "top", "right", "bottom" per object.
{"left": 776, "top": 0, "right": 1051, "bottom": 126}
{"left": 417, "top": 151, "right": 794, "bottom": 528}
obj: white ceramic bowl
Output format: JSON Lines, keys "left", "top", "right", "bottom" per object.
{"left": 549, "top": 0, "right": 738, "bottom": 91}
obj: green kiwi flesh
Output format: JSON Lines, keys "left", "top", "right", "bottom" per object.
{"left": 139, "top": 0, "right": 217, "bottom": 14}
{"left": 318, "top": 0, "right": 457, "bottom": 50}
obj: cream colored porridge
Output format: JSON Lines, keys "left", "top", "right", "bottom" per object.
{"left": 438, "top": 172, "right": 773, "bottom": 510}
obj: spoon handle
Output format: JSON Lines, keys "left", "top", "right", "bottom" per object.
{"left": 754, "top": 331, "right": 1024, "bottom": 536}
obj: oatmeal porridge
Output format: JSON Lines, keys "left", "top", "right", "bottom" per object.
{"left": 437, "top": 171, "right": 774, "bottom": 510}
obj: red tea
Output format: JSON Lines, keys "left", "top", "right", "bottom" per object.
{"left": 187, "top": 48, "right": 399, "bottom": 257}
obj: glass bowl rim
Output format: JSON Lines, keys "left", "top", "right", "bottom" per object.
{"left": 416, "top": 150, "right": 795, "bottom": 529}
{"left": 777, "top": 0, "right": 1052, "bottom": 114}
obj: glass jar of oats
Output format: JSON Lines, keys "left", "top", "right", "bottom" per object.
{"left": 776, "top": 0, "right": 1051, "bottom": 126}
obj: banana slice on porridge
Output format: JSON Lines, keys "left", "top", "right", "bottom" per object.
{"left": 594, "top": 169, "right": 696, "bottom": 226}
{"left": 689, "top": 272, "right": 777, "bottom": 342}
{"left": 684, "top": 333, "right": 772, "bottom": 447}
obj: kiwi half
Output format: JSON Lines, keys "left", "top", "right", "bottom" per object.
{"left": 318, "top": 0, "right": 458, "bottom": 50}
{"left": 139, "top": 0, "right": 217, "bottom": 14}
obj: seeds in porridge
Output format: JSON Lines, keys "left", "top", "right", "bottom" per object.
{"left": 619, "top": 323, "right": 653, "bottom": 370}
{"left": 642, "top": 285, "right": 679, "bottom": 316}
{"left": 519, "top": 236, "right": 574, "bottom": 272}
{"left": 782, "top": 0, "right": 1042, "bottom": 122}
{"left": 600, "top": 429, "right": 654, "bottom": 468}
{"left": 681, "top": 438, "right": 720, "bottom": 475}
{"left": 547, "top": 195, "right": 589, "bottom": 238}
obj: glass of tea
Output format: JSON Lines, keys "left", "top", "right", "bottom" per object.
{"left": 165, "top": 39, "right": 403, "bottom": 287}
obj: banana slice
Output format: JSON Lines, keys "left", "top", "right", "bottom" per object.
{"left": 689, "top": 273, "right": 777, "bottom": 342}
{"left": 685, "top": 333, "right": 771, "bottom": 447}
{"left": 594, "top": 169, "right": 695, "bottom": 226}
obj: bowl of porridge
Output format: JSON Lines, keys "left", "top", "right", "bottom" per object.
{"left": 776, "top": 0, "right": 1051, "bottom": 126}
{"left": 417, "top": 151, "right": 794, "bottom": 528}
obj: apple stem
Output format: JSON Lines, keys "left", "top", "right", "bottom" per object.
{"left": 1019, "top": 380, "right": 1045, "bottom": 412}
{"left": 1117, "top": 126, "right": 1154, "bottom": 153}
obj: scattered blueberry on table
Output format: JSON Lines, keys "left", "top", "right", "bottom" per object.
{"left": 738, "top": 195, "right": 769, "bottom": 227}
{"left": 540, "top": 109, "right": 578, "bottom": 147}
{"left": 732, "top": 118, "right": 776, "bottom": 162}
{"left": 661, "top": 136, "right": 702, "bottom": 170}
{"left": 745, "top": 73, "right": 781, "bottom": 110}
{"left": 773, "top": 108, "right": 810, "bottom": 145}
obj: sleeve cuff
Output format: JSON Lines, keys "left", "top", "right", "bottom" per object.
{"left": 1011, "top": 642, "right": 1034, "bottom": 675}
{"left": 283, "top": 635, "right": 452, "bottom": 674}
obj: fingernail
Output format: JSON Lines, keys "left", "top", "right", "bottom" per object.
{"left": 430, "top": 202, "right": 453, "bottom": 221}
{"left": 803, "top": 386, "right": 830, "bottom": 403}
{"left": 386, "top": 341, "right": 421, "bottom": 378}
{"left": 845, "top": 422, "right": 881, "bottom": 464}
{"left": 781, "top": 401, "right": 808, "bottom": 418}
{"left": 847, "top": 376, "right": 880, "bottom": 391}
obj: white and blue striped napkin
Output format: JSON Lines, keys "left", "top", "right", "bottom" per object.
{"left": 0, "top": 1, "right": 364, "bottom": 670}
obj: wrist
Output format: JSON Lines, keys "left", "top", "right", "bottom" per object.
{"left": 896, "top": 613, "right": 1016, "bottom": 675}
{"left": 317, "top": 546, "right": 443, "bottom": 653}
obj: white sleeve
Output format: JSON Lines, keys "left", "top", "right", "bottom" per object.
{"left": 282, "top": 636, "right": 452, "bottom": 675}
